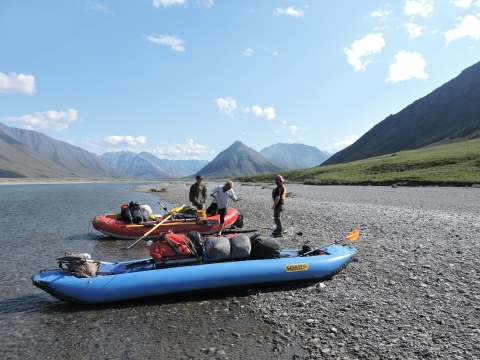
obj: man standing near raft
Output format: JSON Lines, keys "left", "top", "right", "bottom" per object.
{"left": 272, "top": 175, "right": 286, "bottom": 238}
{"left": 207, "top": 180, "right": 242, "bottom": 235}
{"left": 189, "top": 175, "right": 207, "bottom": 210}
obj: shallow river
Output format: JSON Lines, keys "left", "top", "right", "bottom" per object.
{"left": 0, "top": 182, "right": 294, "bottom": 359}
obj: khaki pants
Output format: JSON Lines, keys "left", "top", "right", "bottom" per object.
{"left": 273, "top": 205, "right": 284, "bottom": 235}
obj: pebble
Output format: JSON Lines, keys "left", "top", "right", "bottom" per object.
{"left": 135, "top": 182, "right": 480, "bottom": 359}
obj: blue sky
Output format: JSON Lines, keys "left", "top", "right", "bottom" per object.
{"left": 1, "top": 0, "right": 479, "bottom": 160}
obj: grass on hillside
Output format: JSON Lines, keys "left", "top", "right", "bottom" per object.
{"left": 234, "top": 138, "right": 480, "bottom": 187}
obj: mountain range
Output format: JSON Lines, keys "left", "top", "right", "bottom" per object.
{"left": 99, "top": 151, "right": 208, "bottom": 178}
{"left": 0, "top": 123, "right": 124, "bottom": 179}
{"left": 324, "top": 60, "right": 480, "bottom": 165}
{"left": 260, "top": 143, "right": 330, "bottom": 169}
{"left": 3, "top": 60, "right": 479, "bottom": 180}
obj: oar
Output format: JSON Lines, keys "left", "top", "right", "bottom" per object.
{"left": 123, "top": 214, "right": 172, "bottom": 250}
{"left": 158, "top": 202, "right": 168, "bottom": 213}
{"left": 346, "top": 229, "right": 360, "bottom": 242}
{"left": 300, "top": 229, "right": 360, "bottom": 257}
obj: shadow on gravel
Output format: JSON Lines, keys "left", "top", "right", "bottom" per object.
{"left": 7, "top": 290, "right": 308, "bottom": 359}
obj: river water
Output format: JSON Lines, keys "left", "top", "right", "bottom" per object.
{"left": 0, "top": 182, "right": 291, "bottom": 359}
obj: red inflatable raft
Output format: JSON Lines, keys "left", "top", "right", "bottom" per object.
{"left": 92, "top": 208, "right": 239, "bottom": 240}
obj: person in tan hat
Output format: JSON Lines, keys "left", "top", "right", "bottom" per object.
{"left": 271, "top": 175, "right": 286, "bottom": 237}
{"left": 207, "top": 180, "right": 242, "bottom": 235}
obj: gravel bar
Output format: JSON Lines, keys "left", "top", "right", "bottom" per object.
{"left": 132, "top": 181, "right": 480, "bottom": 359}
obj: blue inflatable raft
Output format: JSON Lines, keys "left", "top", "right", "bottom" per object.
{"left": 32, "top": 244, "right": 356, "bottom": 304}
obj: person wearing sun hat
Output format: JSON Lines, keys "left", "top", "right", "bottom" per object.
{"left": 271, "top": 175, "right": 286, "bottom": 237}
{"left": 207, "top": 180, "right": 242, "bottom": 236}
{"left": 189, "top": 175, "right": 207, "bottom": 210}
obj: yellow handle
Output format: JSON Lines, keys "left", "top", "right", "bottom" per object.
{"left": 124, "top": 214, "right": 173, "bottom": 250}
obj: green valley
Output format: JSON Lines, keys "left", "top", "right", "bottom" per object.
{"left": 235, "top": 139, "right": 480, "bottom": 187}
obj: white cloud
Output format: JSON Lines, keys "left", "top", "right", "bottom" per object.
{"left": 65, "top": 140, "right": 75, "bottom": 145}
{"left": 151, "top": 139, "right": 214, "bottom": 158}
{"left": 197, "top": 0, "right": 214, "bottom": 7}
{"left": 325, "top": 135, "right": 359, "bottom": 153}
{"left": 298, "top": 136, "right": 303, "bottom": 140}
{"left": 371, "top": 10, "right": 390, "bottom": 21}
{"left": 0, "top": 109, "right": 78, "bottom": 132}
{"left": 252, "top": 106, "right": 276, "bottom": 120}
{"left": 215, "top": 97, "right": 237, "bottom": 116}
{"left": 0, "top": 72, "right": 36, "bottom": 94}
{"left": 386, "top": 50, "right": 428, "bottom": 83}
{"left": 85, "top": 135, "right": 147, "bottom": 148}
{"left": 406, "top": 22, "right": 424, "bottom": 38}
{"left": 145, "top": 35, "right": 185, "bottom": 52}
{"left": 274, "top": 130, "right": 280, "bottom": 133}
{"left": 445, "top": 15, "right": 480, "bottom": 44}
{"left": 243, "top": 48, "right": 255, "bottom": 56}
{"left": 404, "top": 0, "right": 434, "bottom": 18}
{"left": 453, "top": 0, "right": 472, "bottom": 8}
{"left": 273, "top": 6, "right": 305, "bottom": 18}
{"left": 240, "top": 132, "right": 246, "bottom": 135}
{"left": 152, "top": 0, "right": 186, "bottom": 8}
{"left": 282, "top": 120, "right": 287, "bottom": 124}
{"left": 241, "top": 106, "right": 250, "bottom": 113}
{"left": 86, "top": 2, "right": 113, "bottom": 14}
{"left": 289, "top": 125, "right": 307, "bottom": 135}
{"left": 344, "top": 33, "right": 386, "bottom": 71}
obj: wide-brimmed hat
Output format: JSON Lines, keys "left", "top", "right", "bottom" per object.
{"left": 196, "top": 175, "right": 203, "bottom": 180}
{"left": 275, "top": 175, "right": 285, "bottom": 182}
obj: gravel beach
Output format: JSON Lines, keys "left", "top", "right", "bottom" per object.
{"left": 132, "top": 181, "right": 480, "bottom": 359}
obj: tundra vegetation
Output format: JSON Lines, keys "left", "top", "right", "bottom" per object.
{"left": 235, "top": 138, "right": 480, "bottom": 187}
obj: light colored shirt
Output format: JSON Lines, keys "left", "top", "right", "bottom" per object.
{"left": 210, "top": 185, "right": 238, "bottom": 209}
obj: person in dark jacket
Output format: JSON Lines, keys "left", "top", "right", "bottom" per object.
{"left": 271, "top": 175, "right": 286, "bottom": 237}
{"left": 189, "top": 175, "right": 208, "bottom": 210}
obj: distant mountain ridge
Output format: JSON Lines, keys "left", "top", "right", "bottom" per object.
{"left": 197, "top": 141, "right": 285, "bottom": 178}
{"left": 0, "top": 123, "right": 125, "bottom": 179}
{"left": 260, "top": 143, "right": 330, "bottom": 169}
{"left": 323, "top": 60, "right": 480, "bottom": 165}
{"left": 99, "top": 151, "right": 208, "bottom": 178}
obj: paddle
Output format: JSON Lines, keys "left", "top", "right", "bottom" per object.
{"left": 299, "top": 229, "right": 360, "bottom": 257}
{"left": 346, "top": 229, "right": 360, "bottom": 242}
{"left": 158, "top": 202, "right": 169, "bottom": 213}
{"left": 123, "top": 214, "right": 172, "bottom": 250}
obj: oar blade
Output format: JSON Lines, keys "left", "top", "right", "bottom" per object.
{"left": 346, "top": 229, "right": 359, "bottom": 242}
{"left": 158, "top": 202, "right": 168, "bottom": 212}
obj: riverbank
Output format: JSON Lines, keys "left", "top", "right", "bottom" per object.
{"left": 0, "top": 178, "right": 169, "bottom": 186}
{"left": 133, "top": 181, "right": 480, "bottom": 359}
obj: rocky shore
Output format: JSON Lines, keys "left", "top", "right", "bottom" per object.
{"left": 132, "top": 181, "right": 480, "bottom": 359}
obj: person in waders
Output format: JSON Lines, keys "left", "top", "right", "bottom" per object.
{"left": 271, "top": 175, "right": 286, "bottom": 238}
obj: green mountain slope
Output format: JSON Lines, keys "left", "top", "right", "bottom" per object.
{"left": 236, "top": 138, "right": 480, "bottom": 186}
{"left": 324, "top": 60, "right": 480, "bottom": 165}
{"left": 0, "top": 123, "right": 125, "bottom": 179}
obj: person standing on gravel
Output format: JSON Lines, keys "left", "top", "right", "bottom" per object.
{"left": 272, "top": 175, "right": 286, "bottom": 238}
{"left": 189, "top": 175, "right": 207, "bottom": 210}
{"left": 206, "top": 180, "right": 242, "bottom": 235}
